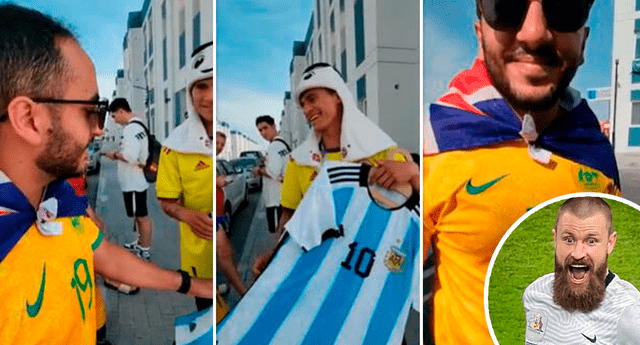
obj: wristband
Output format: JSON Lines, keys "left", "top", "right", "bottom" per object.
{"left": 176, "top": 269, "right": 191, "bottom": 294}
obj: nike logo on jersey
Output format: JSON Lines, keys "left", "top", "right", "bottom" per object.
{"left": 581, "top": 333, "right": 596, "bottom": 343}
{"left": 194, "top": 160, "right": 210, "bottom": 171}
{"left": 134, "top": 132, "right": 146, "bottom": 140}
{"left": 26, "top": 263, "right": 46, "bottom": 317}
{"left": 465, "top": 174, "right": 508, "bottom": 195}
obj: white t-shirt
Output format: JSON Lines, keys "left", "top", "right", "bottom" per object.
{"left": 263, "top": 137, "right": 290, "bottom": 208}
{"left": 217, "top": 161, "right": 420, "bottom": 345}
{"left": 523, "top": 272, "right": 640, "bottom": 345}
{"left": 116, "top": 119, "right": 149, "bottom": 192}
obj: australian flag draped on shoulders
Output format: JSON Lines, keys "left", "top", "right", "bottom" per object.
{"left": 0, "top": 172, "right": 88, "bottom": 263}
{"left": 424, "top": 59, "right": 620, "bottom": 188}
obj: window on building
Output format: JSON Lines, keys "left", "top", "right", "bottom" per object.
{"left": 340, "top": 0, "right": 344, "bottom": 12}
{"left": 162, "top": 1, "right": 166, "bottom": 35}
{"left": 143, "top": 25, "right": 148, "bottom": 64}
{"left": 161, "top": 1, "right": 166, "bottom": 18}
{"left": 150, "top": 108, "right": 155, "bottom": 133}
{"left": 179, "top": 7, "right": 186, "bottom": 68}
{"left": 632, "top": 89, "right": 640, "bottom": 101}
{"left": 633, "top": 102, "right": 640, "bottom": 125}
{"left": 316, "top": 0, "right": 321, "bottom": 28}
{"left": 332, "top": 44, "right": 336, "bottom": 66}
{"left": 149, "top": 60, "right": 154, "bottom": 85}
{"left": 149, "top": 87, "right": 155, "bottom": 105}
{"left": 357, "top": 74, "right": 366, "bottom": 115}
{"left": 165, "top": 120, "right": 169, "bottom": 137}
{"left": 148, "top": 9, "right": 153, "bottom": 57}
{"left": 175, "top": 90, "right": 182, "bottom": 126}
{"left": 330, "top": 11, "right": 335, "bottom": 32}
{"left": 637, "top": 0, "right": 640, "bottom": 11}
{"left": 318, "top": 35, "right": 322, "bottom": 60}
{"left": 193, "top": 12, "right": 201, "bottom": 49}
{"left": 636, "top": 19, "right": 640, "bottom": 33}
{"left": 163, "top": 37, "right": 168, "bottom": 81}
{"left": 354, "top": 0, "right": 365, "bottom": 66}
{"left": 341, "top": 49, "right": 347, "bottom": 81}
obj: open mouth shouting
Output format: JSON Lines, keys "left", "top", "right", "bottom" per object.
{"left": 568, "top": 263, "right": 590, "bottom": 287}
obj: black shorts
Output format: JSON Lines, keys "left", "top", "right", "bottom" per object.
{"left": 266, "top": 206, "right": 282, "bottom": 234}
{"left": 123, "top": 190, "right": 148, "bottom": 217}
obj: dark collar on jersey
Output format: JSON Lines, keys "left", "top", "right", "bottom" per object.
{"left": 0, "top": 178, "right": 88, "bottom": 263}
{"left": 428, "top": 59, "right": 620, "bottom": 188}
{"left": 605, "top": 270, "right": 616, "bottom": 288}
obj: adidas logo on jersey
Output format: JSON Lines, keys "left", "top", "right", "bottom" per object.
{"left": 194, "top": 161, "right": 210, "bottom": 171}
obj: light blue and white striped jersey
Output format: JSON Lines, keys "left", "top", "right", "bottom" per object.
{"left": 175, "top": 306, "right": 213, "bottom": 345}
{"left": 217, "top": 161, "right": 420, "bottom": 345}
{"left": 523, "top": 272, "right": 640, "bottom": 345}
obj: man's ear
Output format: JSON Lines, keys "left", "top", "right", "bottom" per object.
{"left": 6, "top": 96, "right": 48, "bottom": 146}
{"left": 578, "top": 26, "right": 590, "bottom": 66}
{"left": 474, "top": 21, "right": 485, "bottom": 61}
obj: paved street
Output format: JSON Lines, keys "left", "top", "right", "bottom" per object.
{"left": 92, "top": 156, "right": 196, "bottom": 345}
{"left": 617, "top": 153, "right": 640, "bottom": 204}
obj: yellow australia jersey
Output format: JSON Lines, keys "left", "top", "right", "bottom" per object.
{"left": 156, "top": 148, "right": 213, "bottom": 279}
{"left": 423, "top": 141, "right": 619, "bottom": 345}
{"left": 281, "top": 146, "right": 407, "bottom": 210}
{"left": 0, "top": 217, "right": 102, "bottom": 345}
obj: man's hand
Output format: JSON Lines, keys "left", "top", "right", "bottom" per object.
{"left": 182, "top": 209, "right": 214, "bottom": 240}
{"left": 252, "top": 252, "right": 272, "bottom": 278}
{"left": 216, "top": 175, "right": 228, "bottom": 188}
{"left": 369, "top": 159, "right": 420, "bottom": 192}
{"left": 189, "top": 278, "right": 214, "bottom": 299}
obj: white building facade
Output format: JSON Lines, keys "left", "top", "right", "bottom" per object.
{"left": 112, "top": 0, "right": 213, "bottom": 141}
{"left": 611, "top": 0, "right": 640, "bottom": 152}
{"left": 281, "top": 0, "right": 420, "bottom": 153}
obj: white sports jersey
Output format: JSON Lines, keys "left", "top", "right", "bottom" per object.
{"left": 264, "top": 137, "right": 290, "bottom": 207}
{"left": 523, "top": 272, "right": 640, "bottom": 345}
{"left": 117, "top": 118, "right": 149, "bottom": 192}
{"left": 217, "top": 161, "right": 420, "bottom": 345}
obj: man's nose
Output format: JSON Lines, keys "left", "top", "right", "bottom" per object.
{"left": 515, "top": 1, "right": 553, "bottom": 49}
{"left": 571, "top": 242, "right": 587, "bottom": 260}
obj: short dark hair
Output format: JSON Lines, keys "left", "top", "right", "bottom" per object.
{"left": 256, "top": 115, "right": 275, "bottom": 126}
{"left": 216, "top": 131, "right": 226, "bottom": 139}
{"left": 0, "top": 4, "right": 76, "bottom": 121}
{"left": 555, "top": 197, "right": 614, "bottom": 235}
{"left": 108, "top": 98, "right": 131, "bottom": 113}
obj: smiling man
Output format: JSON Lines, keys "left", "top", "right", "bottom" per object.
{"left": 523, "top": 197, "right": 640, "bottom": 345}
{"left": 0, "top": 5, "right": 212, "bottom": 343}
{"left": 423, "top": 0, "right": 620, "bottom": 343}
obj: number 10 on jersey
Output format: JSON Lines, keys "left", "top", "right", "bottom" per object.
{"left": 341, "top": 242, "right": 376, "bottom": 278}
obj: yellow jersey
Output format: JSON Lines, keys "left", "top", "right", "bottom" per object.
{"left": 156, "top": 148, "right": 213, "bottom": 279}
{"left": 423, "top": 141, "right": 619, "bottom": 344}
{"left": 281, "top": 146, "right": 407, "bottom": 210}
{"left": 0, "top": 218, "right": 102, "bottom": 344}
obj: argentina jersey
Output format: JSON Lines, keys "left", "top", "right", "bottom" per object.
{"left": 217, "top": 161, "right": 420, "bottom": 345}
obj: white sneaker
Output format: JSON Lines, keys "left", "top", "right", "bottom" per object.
{"left": 123, "top": 240, "right": 138, "bottom": 251}
{"left": 136, "top": 246, "right": 151, "bottom": 261}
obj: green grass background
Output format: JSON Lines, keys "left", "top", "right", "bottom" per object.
{"left": 487, "top": 198, "right": 640, "bottom": 344}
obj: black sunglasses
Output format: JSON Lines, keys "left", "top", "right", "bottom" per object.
{"left": 478, "top": 0, "right": 594, "bottom": 33}
{"left": 32, "top": 98, "right": 109, "bottom": 130}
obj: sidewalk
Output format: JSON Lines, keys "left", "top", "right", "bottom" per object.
{"left": 94, "top": 158, "right": 197, "bottom": 345}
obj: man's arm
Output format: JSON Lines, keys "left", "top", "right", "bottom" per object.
{"left": 158, "top": 198, "right": 213, "bottom": 240}
{"left": 618, "top": 304, "right": 640, "bottom": 344}
{"left": 217, "top": 227, "right": 247, "bottom": 295}
{"left": 368, "top": 159, "right": 420, "bottom": 193}
{"left": 94, "top": 240, "right": 212, "bottom": 298}
{"left": 252, "top": 206, "right": 294, "bottom": 277}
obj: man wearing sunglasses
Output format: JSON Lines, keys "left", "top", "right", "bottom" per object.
{"left": 423, "top": 0, "right": 620, "bottom": 344}
{"left": 0, "top": 4, "right": 212, "bottom": 344}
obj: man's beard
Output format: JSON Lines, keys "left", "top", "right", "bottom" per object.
{"left": 553, "top": 255, "right": 607, "bottom": 313}
{"left": 482, "top": 40, "right": 580, "bottom": 113}
{"left": 36, "top": 118, "right": 87, "bottom": 180}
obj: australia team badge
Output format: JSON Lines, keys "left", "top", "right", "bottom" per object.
{"left": 525, "top": 312, "right": 545, "bottom": 343}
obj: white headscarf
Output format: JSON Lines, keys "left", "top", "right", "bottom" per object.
{"left": 291, "top": 65, "right": 395, "bottom": 167}
{"left": 163, "top": 42, "right": 213, "bottom": 156}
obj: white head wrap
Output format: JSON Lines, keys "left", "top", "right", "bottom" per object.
{"left": 290, "top": 65, "right": 396, "bottom": 167}
{"left": 162, "top": 42, "right": 213, "bottom": 156}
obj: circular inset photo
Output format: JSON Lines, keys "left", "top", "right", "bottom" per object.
{"left": 485, "top": 193, "right": 640, "bottom": 345}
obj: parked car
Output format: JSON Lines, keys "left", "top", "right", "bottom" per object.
{"left": 217, "top": 159, "right": 248, "bottom": 230}
{"left": 239, "top": 150, "right": 265, "bottom": 162}
{"left": 87, "top": 140, "right": 102, "bottom": 174}
{"left": 231, "top": 157, "right": 262, "bottom": 191}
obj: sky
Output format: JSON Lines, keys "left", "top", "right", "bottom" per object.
{"left": 9, "top": 0, "right": 146, "bottom": 101}
{"left": 423, "top": 0, "right": 614, "bottom": 121}
{"left": 217, "top": 0, "right": 313, "bottom": 145}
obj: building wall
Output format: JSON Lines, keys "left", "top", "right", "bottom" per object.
{"left": 284, "top": 0, "right": 420, "bottom": 153}
{"left": 612, "top": 0, "right": 640, "bottom": 152}
{"left": 114, "top": 0, "right": 213, "bottom": 142}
